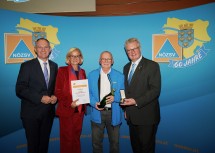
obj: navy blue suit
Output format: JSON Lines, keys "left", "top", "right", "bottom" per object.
{"left": 16, "top": 58, "right": 58, "bottom": 153}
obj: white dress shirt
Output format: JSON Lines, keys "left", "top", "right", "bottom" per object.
{"left": 100, "top": 69, "right": 111, "bottom": 108}
{"left": 38, "top": 58, "right": 50, "bottom": 82}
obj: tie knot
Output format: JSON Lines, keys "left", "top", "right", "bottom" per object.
{"left": 44, "top": 62, "right": 47, "bottom": 65}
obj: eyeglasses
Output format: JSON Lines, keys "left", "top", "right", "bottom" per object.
{"left": 126, "top": 46, "right": 139, "bottom": 53}
{"left": 70, "top": 55, "right": 81, "bottom": 59}
{"left": 36, "top": 46, "right": 50, "bottom": 50}
{"left": 100, "top": 58, "right": 112, "bottom": 62}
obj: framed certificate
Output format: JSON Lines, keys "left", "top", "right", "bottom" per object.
{"left": 71, "top": 79, "right": 90, "bottom": 104}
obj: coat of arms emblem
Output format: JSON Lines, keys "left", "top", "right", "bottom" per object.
{"left": 178, "top": 23, "right": 194, "bottom": 48}
{"left": 32, "top": 27, "right": 47, "bottom": 45}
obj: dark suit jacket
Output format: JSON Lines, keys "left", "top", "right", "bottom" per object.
{"left": 123, "top": 57, "right": 161, "bottom": 125}
{"left": 16, "top": 58, "right": 58, "bottom": 119}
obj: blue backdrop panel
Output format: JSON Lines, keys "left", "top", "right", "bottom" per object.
{"left": 0, "top": 2, "right": 215, "bottom": 153}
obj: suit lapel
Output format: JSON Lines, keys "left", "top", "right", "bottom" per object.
{"left": 48, "top": 61, "right": 56, "bottom": 89}
{"left": 34, "top": 58, "right": 47, "bottom": 87}
{"left": 48, "top": 62, "right": 51, "bottom": 88}
{"left": 124, "top": 63, "right": 131, "bottom": 87}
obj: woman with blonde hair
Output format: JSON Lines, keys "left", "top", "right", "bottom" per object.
{"left": 55, "top": 47, "right": 86, "bottom": 153}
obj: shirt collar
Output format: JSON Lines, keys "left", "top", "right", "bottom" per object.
{"left": 38, "top": 57, "right": 49, "bottom": 64}
{"left": 100, "top": 68, "right": 111, "bottom": 75}
{"left": 132, "top": 56, "right": 142, "bottom": 65}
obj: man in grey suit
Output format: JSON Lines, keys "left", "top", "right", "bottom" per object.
{"left": 16, "top": 38, "right": 58, "bottom": 153}
{"left": 121, "top": 38, "right": 161, "bottom": 153}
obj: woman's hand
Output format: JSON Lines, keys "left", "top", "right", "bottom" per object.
{"left": 71, "top": 99, "right": 79, "bottom": 108}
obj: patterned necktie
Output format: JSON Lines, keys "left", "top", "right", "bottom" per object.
{"left": 128, "top": 63, "right": 136, "bottom": 84}
{"left": 43, "top": 62, "right": 49, "bottom": 87}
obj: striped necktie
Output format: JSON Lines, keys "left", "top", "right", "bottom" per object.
{"left": 128, "top": 63, "right": 136, "bottom": 84}
{"left": 43, "top": 62, "right": 49, "bottom": 87}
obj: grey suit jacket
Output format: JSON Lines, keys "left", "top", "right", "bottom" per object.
{"left": 123, "top": 57, "right": 161, "bottom": 125}
{"left": 16, "top": 58, "right": 58, "bottom": 119}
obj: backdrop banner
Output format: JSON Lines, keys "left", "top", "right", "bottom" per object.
{"left": 0, "top": 3, "right": 215, "bottom": 153}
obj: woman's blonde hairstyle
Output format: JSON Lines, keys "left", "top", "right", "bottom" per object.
{"left": 65, "top": 47, "right": 83, "bottom": 65}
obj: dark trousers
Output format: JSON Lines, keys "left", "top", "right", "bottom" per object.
{"left": 22, "top": 116, "right": 54, "bottom": 153}
{"left": 128, "top": 122, "right": 158, "bottom": 153}
{"left": 91, "top": 110, "right": 120, "bottom": 153}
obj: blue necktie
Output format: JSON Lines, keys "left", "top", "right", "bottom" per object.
{"left": 43, "top": 62, "right": 49, "bottom": 87}
{"left": 128, "top": 63, "right": 136, "bottom": 84}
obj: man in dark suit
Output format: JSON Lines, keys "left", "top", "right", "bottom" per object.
{"left": 16, "top": 38, "right": 58, "bottom": 153}
{"left": 121, "top": 38, "right": 161, "bottom": 153}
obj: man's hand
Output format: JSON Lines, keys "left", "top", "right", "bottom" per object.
{"left": 50, "top": 95, "right": 57, "bottom": 104}
{"left": 95, "top": 102, "right": 104, "bottom": 111}
{"left": 41, "top": 95, "right": 52, "bottom": 104}
{"left": 120, "top": 98, "right": 136, "bottom": 106}
{"left": 106, "top": 95, "right": 114, "bottom": 104}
